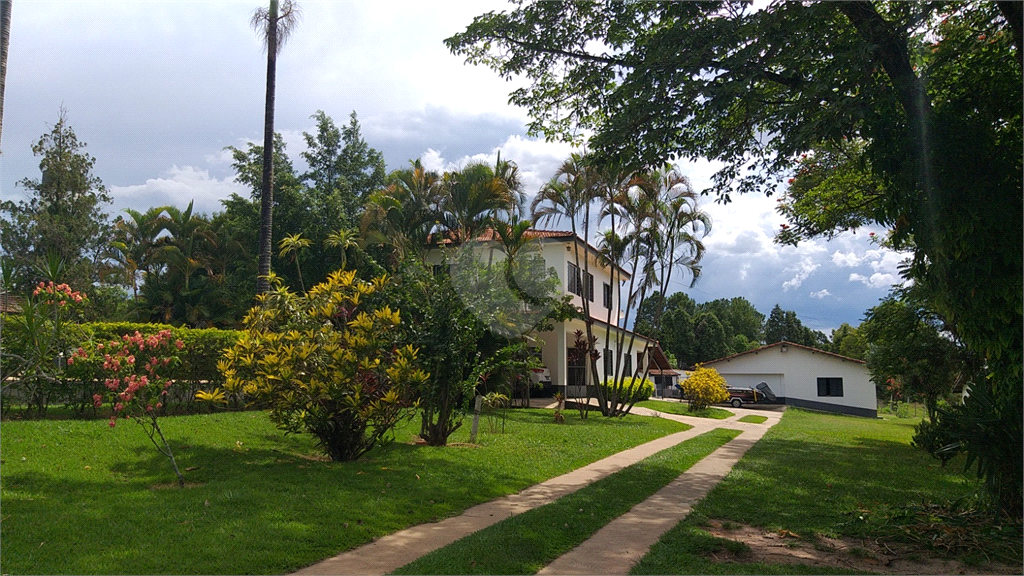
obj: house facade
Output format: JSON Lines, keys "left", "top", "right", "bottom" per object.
{"left": 702, "top": 341, "right": 877, "bottom": 417}
{"left": 427, "top": 229, "right": 660, "bottom": 398}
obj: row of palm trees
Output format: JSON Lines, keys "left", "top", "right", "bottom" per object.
{"left": 531, "top": 153, "right": 711, "bottom": 417}
{"left": 356, "top": 151, "right": 711, "bottom": 417}
{"left": 360, "top": 153, "right": 525, "bottom": 265}
{"left": 107, "top": 202, "right": 248, "bottom": 326}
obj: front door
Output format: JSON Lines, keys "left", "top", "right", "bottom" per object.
{"left": 566, "top": 346, "right": 587, "bottom": 397}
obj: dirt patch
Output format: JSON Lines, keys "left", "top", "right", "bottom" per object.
{"left": 700, "top": 519, "right": 1020, "bottom": 575}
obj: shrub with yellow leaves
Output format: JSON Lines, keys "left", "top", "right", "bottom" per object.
{"left": 679, "top": 364, "right": 729, "bottom": 411}
{"left": 217, "top": 270, "right": 427, "bottom": 461}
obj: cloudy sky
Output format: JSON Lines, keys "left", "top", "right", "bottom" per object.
{"left": 0, "top": 0, "right": 906, "bottom": 334}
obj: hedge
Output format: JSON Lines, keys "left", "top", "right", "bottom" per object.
{"left": 600, "top": 376, "right": 655, "bottom": 405}
{"left": 1, "top": 320, "right": 240, "bottom": 416}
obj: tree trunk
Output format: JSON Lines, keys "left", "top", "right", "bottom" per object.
{"left": 256, "top": 0, "right": 279, "bottom": 295}
{"left": 0, "top": 0, "right": 12, "bottom": 152}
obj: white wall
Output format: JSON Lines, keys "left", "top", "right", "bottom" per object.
{"left": 706, "top": 344, "right": 876, "bottom": 417}
{"left": 542, "top": 239, "right": 624, "bottom": 322}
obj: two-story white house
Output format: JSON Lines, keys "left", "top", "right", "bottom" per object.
{"left": 427, "top": 228, "right": 664, "bottom": 398}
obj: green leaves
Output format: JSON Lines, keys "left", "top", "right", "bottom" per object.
{"left": 222, "top": 271, "right": 421, "bottom": 461}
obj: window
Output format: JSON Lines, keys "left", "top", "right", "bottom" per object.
{"left": 567, "top": 263, "right": 581, "bottom": 296}
{"left": 817, "top": 377, "right": 844, "bottom": 397}
{"left": 603, "top": 282, "right": 612, "bottom": 309}
{"left": 567, "top": 262, "right": 594, "bottom": 301}
{"left": 623, "top": 354, "right": 632, "bottom": 376}
{"left": 603, "top": 348, "right": 613, "bottom": 376}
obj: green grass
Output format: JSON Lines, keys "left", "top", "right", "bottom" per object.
{"left": 637, "top": 399, "right": 734, "bottom": 419}
{"left": 737, "top": 415, "right": 768, "bottom": 424}
{"left": 394, "top": 428, "right": 740, "bottom": 575}
{"left": 631, "top": 408, "right": 989, "bottom": 575}
{"left": 0, "top": 408, "right": 686, "bottom": 575}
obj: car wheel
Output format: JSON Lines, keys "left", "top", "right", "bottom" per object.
{"left": 731, "top": 398, "right": 742, "bottom": 408}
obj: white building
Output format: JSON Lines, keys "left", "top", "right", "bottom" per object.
{"left": 427, "top": 229, "right": 662, "bottom": 398}
{"left": 702, "top": 341, "right": 876, "bottom": 417}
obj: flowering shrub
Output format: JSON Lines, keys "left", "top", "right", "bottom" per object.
{"left": 216, "top": 270, "right": 427, "bottom": 461}
{"left": 74, "top": 329, "right": 186, "bottom": 486}
{"left": 680, "top": 364, "right": 729, "bottom": 411}
{"left": 1, "top": 281, "right": 89, "bottom": 415}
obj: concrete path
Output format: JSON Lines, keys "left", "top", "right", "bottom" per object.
{"left": 538, "top": 408, "right": 776, "bottom": 575}
{"left": 293, "top": 403, "right": 780, "bottom": 576}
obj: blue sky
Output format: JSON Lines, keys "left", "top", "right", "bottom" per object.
{"left": 0, "top": 1, "right": 906, "bottom": 334}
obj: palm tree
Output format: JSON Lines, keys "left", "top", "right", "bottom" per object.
{"left": 251, "top": 0, "right": 300, "bottom": 295}
{"left": 278, "top": 233, "right": 310, "bottom": 292}
{"left": 324, "top": 227, "right": 358, "bottom": 270}
{"left": 158, "top": 201, "right": 214, "bottom": 293}
{"left": 0, "top": 0, "right": 11, "bottom": 150}
{"left": 440, "top": 159, "right": 520, "bottom": 245}
{"left": 109, "top": 206, "right": 169, "bottom": 299}
{"left": 361, "top": 160, "right": 443, "bottom": 264}
{"left": 531, "top": 153, "right": 600, "bottom": 413}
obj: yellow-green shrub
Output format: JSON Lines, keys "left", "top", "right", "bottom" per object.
{"left": 680, "top": 364, "right": 728, "bottom": 411}
{"left": 600, "top": 376, "right": 654, "bottom": 405}
{"left": 217, "top": 270, "right": 428, "bottom": 461}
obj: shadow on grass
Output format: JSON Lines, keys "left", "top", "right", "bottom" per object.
{"left": 0, "top": 408, "right": 685, "bottom": 575}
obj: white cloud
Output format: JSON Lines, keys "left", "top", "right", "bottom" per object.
{"left": 419, "top": 148, "right": 447, "bottom": 173}
{"left": 832, "top": 250, "right": 863, "bottom": 267}
{"left": 109, "top": 166, "right": 248, "bottom": 216}
{"left": 849, "top": 272, "right": 898, "bottom": 289}
{"left": 810, "top": 289, "right": 831, "bottom": 299}
{"left": 782, "top": 257, "right": 820, "bottom": 291}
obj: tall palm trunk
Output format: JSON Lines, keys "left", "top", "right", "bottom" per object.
{"left": 256, "top": 0, "right": 279, "bottom": 295}
{"left": 0, "top": 0, "right": 11, "bottom": 151}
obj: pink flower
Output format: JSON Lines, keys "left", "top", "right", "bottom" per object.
{"left": 109, "top": 417, "right": 117, "bottom": 428}
{"left": 93, "top": 394, "right": 103, "bottom": 408}
{"left": 67, "top": 357, "right": 74, "bottom": 365}
{"left": 175, "top": 340, "right": 184, "bottom": 350}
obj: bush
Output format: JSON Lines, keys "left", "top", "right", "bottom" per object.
{"left": 219, "top": 270, "right": 427, "bottom": 461}
{"left": 4, "top": 320, "right": 240, "bottom": 416}
{"left": 0, "top": 282, "right": 91, "bottom": 416}
{"left": 680, "top": 365, "right": 728, "bottom": 411}
{"left": 79, "top": 323, "right": 239, "bottom": 411}
{"left": 600, "top": 376, "right": 654, "bottom": 405}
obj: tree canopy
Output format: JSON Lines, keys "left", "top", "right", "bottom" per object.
{"left": 449, "top": 0, "right": 1022, "bottom": 515}
{"left": 1, "top": 111, "right": 112, "bottom": 291}
{"left": 447, "top": 0, "right": 1021, "bottom": 367}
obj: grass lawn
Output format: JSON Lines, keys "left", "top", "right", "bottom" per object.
{"left": 737, "top": 415, "right": 768, "bottom": 424}
{"left": 636, "top": 399, "right": 734, "bottom": 419}
{"left": 0, "top": 408, "right": 687, "bottom": 575}
{"left": 394, "top": 428, "right": 740, "bottom": 575}
{"left": 631, "top": 408, "right": 1006, "bottom": 574}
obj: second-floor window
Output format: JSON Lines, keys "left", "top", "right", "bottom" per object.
{"left": 567, "top": 262, "right": 594, "bottom": 301}
{"left": 603, "top": 282, "right": 612, "bottom": 309}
